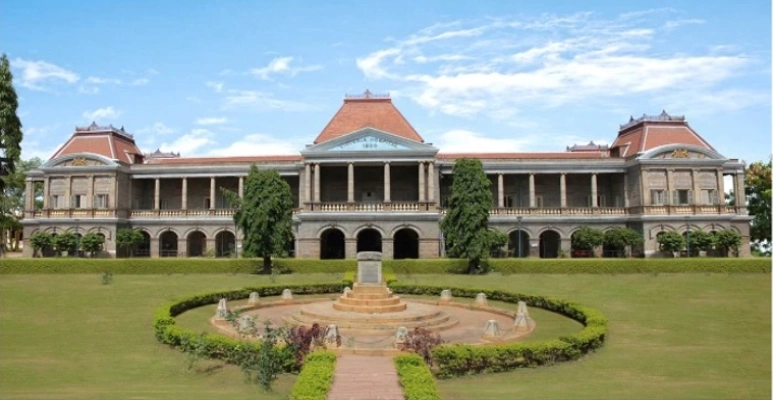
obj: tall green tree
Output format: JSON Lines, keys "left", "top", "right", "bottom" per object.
{"left": 440, "top": 158, "right": 493, "bottom": 273}
{"left": 0, "top": 54, "right": 22, "bottom": 170}
{"left": 571, "top": 226, "right": 605, "bottom": 252}
{"left": 0, "top": 54, "right": 24, "bottom": 256}
{"left": 116, "top": 228, "right": 144, "bottom": 257}
{"left": 1, "top": 158, "right": 42, "bottom": 251}
{"left": 745, "top": 159, "right": 771, "bottom": 255}
{"left": 226, "top": 165, "right": 293, "bottom": 273}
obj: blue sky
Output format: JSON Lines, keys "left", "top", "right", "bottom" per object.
{"left": 1, "top": 0, "right": 770, "bottom": 163}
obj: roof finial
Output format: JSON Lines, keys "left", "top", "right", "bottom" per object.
{"left": 364, "top": 89, "right": 371, "bottom": 98}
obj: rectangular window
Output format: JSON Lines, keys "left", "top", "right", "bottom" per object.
{"left": 71, "top": 195, "right": 87, "bottom": 208}
{"left": 674, "top": 189, "right": 692, "bottom": 205}
{"left": 50, "top": 195, "right": 61, "bottom": 209}
{"left": 650, "top": 190, "right": 666, "bottom": 205}
{"left": 94, "top": 194, "right": 109, "bottom": 209}
{"left": 701, "top": 189, "right": 717, "bottom": 205}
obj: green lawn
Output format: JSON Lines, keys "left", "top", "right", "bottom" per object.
{"left": 398, "top": 274, "right": 772, "bottom": 400}
{"left": 0, "top": 273, "right": 770, "bottom": 400}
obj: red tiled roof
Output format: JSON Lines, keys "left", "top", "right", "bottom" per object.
{"left": 611, "top": 122, "right": 714, "bottom": 157}
{"left": 437, "top": 152, "right": 607, "bottom": 160}
{"left": 314, "top": 93, "right": 423, "bottom": 144}
{"left": 146, "top": 155, "right": 302, "bottom": 165}
{"left": 51, "top": 130, "right": 142, "bottom": 164}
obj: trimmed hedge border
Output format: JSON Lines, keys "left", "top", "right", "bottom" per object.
{"left": 1, "top": 257, "right": 769, "bottom": 274}
{"left": 153, "top": 281, "right": 608, "bottom": 384}
{"left": 394, "top": 354, "right": 442, "bottom": 400}
{"left": 389, "top": 283, "right": 608, "bottom": 379}
{"left": 289, "top": 351, "right": 337, "bottom": 400}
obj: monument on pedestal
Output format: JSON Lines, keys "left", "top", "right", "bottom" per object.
{"left": 332, "top": 252, "right": 407, "bottom": 314}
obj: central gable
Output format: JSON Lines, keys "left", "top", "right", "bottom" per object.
{"left": 329, "top": 134, "right": 410, "bottom": 151}
{"left": 302, "top": 128, "right": 437, "bottom": 159}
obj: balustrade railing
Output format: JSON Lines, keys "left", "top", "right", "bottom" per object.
{"left": 29, "top": 209, "right": 118, "bottom": 218}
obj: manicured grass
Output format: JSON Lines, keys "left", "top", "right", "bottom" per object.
{"left": 398, "top": 273, "right": 771, "bottom": 400}
{"left": 0, "top": 273, "right": 340, "bottom": 400}
{"left": 1, "top": 273, "right": 769, "bottom": 400}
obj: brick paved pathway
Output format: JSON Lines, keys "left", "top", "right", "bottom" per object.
{"left": 327, "top": 355, "right": 404, "bottom": 400}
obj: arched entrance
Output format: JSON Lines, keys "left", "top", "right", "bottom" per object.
{"left": 602, "top": 243, "right": 624, "bottom": 258}
{"left": 215, "top": 231, "right": 235, "bottom": 258}
{"left": 187, "top": 231, "right": 206, "bottom": 257}
{"left": 508, "top": 230, "right": 530, "bottom": 258}
{"left": 159, "top": 231, "right": 178, "bottom": 257}
{"left": 357, "top": 228, "right": 382, "bottom": 253}
{"left": 320, "top": 229, "right": 345, "bottom": 259}
{"left": 393, "top": 228, "right": 419, "bottom": 259}
{"left": 137, "top": 231, "right": 151, "bottom": 257}
{"left": 539, "top": 230, "right": 560, "bottom": 258}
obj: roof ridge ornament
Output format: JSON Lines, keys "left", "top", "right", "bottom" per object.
{"left": 619, "top": 111, "right": 686, "bottom": 130}
{"left": 345, "top": 89, "right": 390, "bottom": 100}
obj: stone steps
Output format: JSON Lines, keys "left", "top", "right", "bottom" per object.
{"left": 338, "top": 295, "right": 402, "bottom": 306}
{"left": 346, "top": 292, "right": 392, "bottom": 300}
{"left": 351, "top": 283, "right": 390, "bottom": 294}
{"left": 286, "top": 310, "right": 458, "bottom": 332}
{"left": 300, "top": 306, "right": 444, "bottom": 323}
{"left": 332, "top": 302, "right": 407, "bottom": 313}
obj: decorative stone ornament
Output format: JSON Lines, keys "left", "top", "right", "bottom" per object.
{"left": 394, "top": 326, "right": 409, "bottom": 348}
{"left": 239, "top": 315, "right": 254, "bottom": 331}
{"left": 514, "top": 301, "right": 533, "bottom": 331}
{"left": 343, "top": 287, "right": 351, "bottom": 297}
{"left": 483, "top": 320, "right": 501, "bottom": 337}
{"left": 325, "top": 325, "right": 340, "bottom": 346}
{"left": 440, "top": 289, "right": 453, "bottom": 303}
{"left": 215, "top": 298, "right": 228, "bottom": 319}
{"left": 474, "top": 292, "right": 488, "bottom": 307}
{"left": 282, "top": 289, "right": 293, "bottom": 301}
{"left": 248, "top": 292, "right": 260, "bottom": 305}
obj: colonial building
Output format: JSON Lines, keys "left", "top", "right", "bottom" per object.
{"left": 21, "top": 91, "right": 751, "bottom": 258}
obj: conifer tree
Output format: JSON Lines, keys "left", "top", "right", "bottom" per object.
{"left": 440, "top": 158, "right": 492, "bottom": 273}
{"left": 0, "top": 53, "right": 22, "bottom": 191}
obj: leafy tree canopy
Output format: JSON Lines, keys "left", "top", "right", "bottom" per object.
{"left": 440, "top": 159, "right": 492, "bottom": 273}
{"left": 80, "top": 233, "right": 105, "bottom": 257}
{"left": 686, "top": 229, "right": 715, "bottom": 252}
{"left": 226, "top": 165, "right": 293, "bottom": 273}
{"left": 603, "top": 227, "right": 643, "bottom": 249}
{"left": 715, "top": 229, "right": 742, "bottom": 257}
{"left": 571, "top": 226, "right": 604, "bottom": 250}
{"left": 657, "top": 231, "right": 685, "bottom": 254}
{"left": 745, "top": 159, "right": 771, "bottom": 255}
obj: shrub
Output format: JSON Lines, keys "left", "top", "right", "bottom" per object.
{"left": 80, "top": 233, "right": 105, "bottom": 257}
{"left": 289, "top": 351, "right": 337, "bottom": 400}
{"left": 116, "top": 228, "right": 144, "bottom": 257}
{"left": 687, "top": 229, "right": 716, "bottom": 253}
{"left": 285, "top": 323, "right": 336, "bottom": 366}
{"left": 657, "top": 231, "right": 685, "bottom": 254}
{"left": 486, "top": 258, "right": 771, "bottom": 274}
{"left": 396, "top": 328, "right": 444, "bottom": 366}
{"left": 394, "top": 353, "right": 441, "bottom": 400}
{"left": 52, "top": 232, "right": 77, "bottom": 256}
{"left": 29, "top": 232, "right": 52, "bottom": 257}
{"left": 571, "top": 226, "right": 605, "bottom": 251}
{"left": 715, "top": 229, "right": 743, "bottom": 257}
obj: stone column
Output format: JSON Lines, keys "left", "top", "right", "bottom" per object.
{"left": 623, "top": 173, "right": 630, "bottom": 208}
{"left": 65, "top": 176, "right": 72, "bottom": 208}
{"left": 559, "top": 173, "right": 567, "bottom": 208}
{"left": 304, "top": 163, "right": 311, "bottom": 203}
{"left": 528, "top": 237, "right": 539, "bottom": 257}
{"left": 313, "top": 164, "right": 321, "bottom": 203}
{"left": 154, "top": 178, "right": 160, "bottom": 210}
{"left": 344, "top": 238, "right": 357, "bottom": 259}
{"left": 384, "top": 162, "right": 391, "bottom": 202}
{"left": 735, "top": 170, "right": 746, "bottom": 207}
{"left": 43, "top": 177, "right": 50, "bottom": 209}
{"left": 591, "top": 173, "right": 598, "bottom": 207}
{"left": 177, "top": 238, "right": 186, "bottom": 258}
{"left": 528, "top": 174, "right": 536, "bottom": 208}
{"left": 418, "top": 162, "right": 426, "bottom": 202}
{"left": 691, "top": 169, "right": 701, "bottom": 205}
{"left": 150, "top": 238, "right": 160, "bottom": 258}
{"left": 347, "top": 162, "right": 354, "bottom": 203}
{"left": 497, "top": 173, "right": 504, "bottom": 208}
{"left": 206, "top": 238, "right": 216, "bottom": 255}
{"left": 209, "top": 177, "right": 216, "bottom": 210}
{"left": 24, "top": 180, "right": 34, "bottom": 211}
{"left": 181, "top": 177, "right": 188, "bottom": 210}
{"left": 716, "top": 169, "right": 725, "bottom": 205}
{"left": 238, "top": 176, "right": 244, "bottom": 199}
{"left": 560, "top": 238, "right": 572, "bottom": 257}
{"left": 666, "top": 169, "right": 675, "bottom": 204}
{"left": 382, "top": 238, "right": 394, "bottom": 260}
{"left": 428, "top": 162, "right": 435, "bottom": 203}
{"left": 86, "top": 175, "right": 94, "bottom": 209}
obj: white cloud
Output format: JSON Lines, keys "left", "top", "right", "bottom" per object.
{"left": 206, "top": 81, "right": 224, "bottom": 92}
{"left": 186, "top": 96, "right": 203, "bottom": 103}
{"left": 82, "top": 106, "right": 121, "bottom": 121}
{"left": 158, "top": 129, "right": 214, "bottom": 156}
{"left": 85, "top": 76, "right": 122, "bottom": 85}
{"left": 432, "top": 129, "right": 536, "bottom": 153}
{"left": 11, "top": 58, "right": 79, "bottom": 90}
{"left": 77, "top": 86, "right": 100, "bottom": 95}
{"left": 355, "top": 11, "right": 763, "bottom": 120}
{"left": 195, "top": 117, "right": 228, "bottom": 125}
{"left": 221, "top": 90, "right": 310, "bottom": 112}
{"left": 206, "top": 133, "right": 302, "bottom": 156}
{"left": 250, "top": 56, "right": 323, "bottom": 80}
{"left": 130, "top": 78, "right": 149, "bottom": 86}
{"left": 146, "top": 68, "right": 160, "bottom": 75}
{"left": 138, "top": 122, "right": 176, "bottom": 135}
